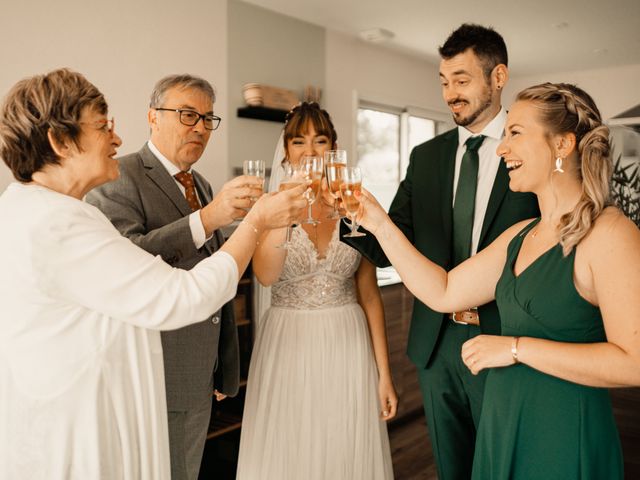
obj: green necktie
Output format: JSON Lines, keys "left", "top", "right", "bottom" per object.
{"left": 453, "top": 135, "right": 486, "bottom": 266}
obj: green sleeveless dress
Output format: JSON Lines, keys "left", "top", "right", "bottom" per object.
{"left": 471, "top": 219, "right": 623, "bottom": 479}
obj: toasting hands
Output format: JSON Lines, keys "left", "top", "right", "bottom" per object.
{"left": 249, "top": 182, "right": 309, "bottom": 231}
{"left": 353, "top": 188, "right": 392, "bottom": 236}
{"left": 200, "top": 175, "right": 264, "bottom": 234}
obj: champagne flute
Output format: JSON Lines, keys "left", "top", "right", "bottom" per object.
{"left": 300, "top": 155, "right": 323, "bottom": 225}
{"left": 243, "top": 159, "right": 266, "bottom": 201}
{"left": 324, "top": 150, "right": 347, "bottom": 219}
{"left": 340, "top": 166, "right": 366, "bottom": 238}
{"left": 275, "top": 162, "right": 305, "bottom": 249}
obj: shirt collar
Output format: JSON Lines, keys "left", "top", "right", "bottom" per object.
{"left": 147, "top": 140, "right": 191, "bottom": 175}
{"left": 457, "top": 107, "right": 507, "bottom": 147}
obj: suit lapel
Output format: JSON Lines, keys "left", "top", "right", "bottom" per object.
{"left": 140, "top": 144, "right": 193, "bottom": 217}
{"left": 479, "top": 160, "right": 509, "bottom": 247}
{"left": 439, "top": 130, "right": 459, "bottom": 251}
{"left": 140, "top": 144, "right": 225, "bottom": 255}
{"left": 192, "top": 171, "right": 220, "bottom": 255}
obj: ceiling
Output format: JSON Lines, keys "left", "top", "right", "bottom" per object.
{"left": 240, "top": 0, "right": 640, "bottom": 76}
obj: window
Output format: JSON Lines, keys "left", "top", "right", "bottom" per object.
{"left": 357, "top": 107, "right": 400, "bottom": 211}
{"left": 357, "top": 102, "right": 452, "bottom": 211}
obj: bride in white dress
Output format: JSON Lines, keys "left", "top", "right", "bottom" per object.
{"left": 236, "top": 103, "right": 397, "bottom": 480}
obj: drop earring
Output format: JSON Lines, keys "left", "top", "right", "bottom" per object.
{"left": 554, "top": 157, "right": 564, "bottom": 173}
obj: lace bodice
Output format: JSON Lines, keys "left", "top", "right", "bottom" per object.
{"left": 271, "top": 224, "right": 361, "bottom": 309}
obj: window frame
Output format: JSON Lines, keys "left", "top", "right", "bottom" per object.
{"left": 357, "top": 100, "right": 453, "bottom": 195}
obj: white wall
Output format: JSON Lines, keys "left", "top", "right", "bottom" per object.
{"left": 3, "top": 0, "right": 638, "bottom": 194}
{"left": 506, "top": 64, "right": 640, "bottom": 120}
{"left": 227, "top": 0, "right": 325, "bottom": 172}
{"left": 325, "top": 31, "right": 640, "bottom": 150}
{"left": 325, "top": 30, "right": 444, "bottom": 158}
{"left": 0, "top": 0, "right": 228, "bottom": 192}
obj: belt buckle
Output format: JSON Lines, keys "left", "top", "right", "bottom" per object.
{"left": 451, "top": 311, "right": 469, "bottom": 325}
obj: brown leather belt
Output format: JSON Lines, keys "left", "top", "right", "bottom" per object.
{"left": 448, "top": 308, "right": 480, "bottom": 326}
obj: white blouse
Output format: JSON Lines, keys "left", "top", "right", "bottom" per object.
{"left": 0, "top": 183, "right": 238, "bottom": 480}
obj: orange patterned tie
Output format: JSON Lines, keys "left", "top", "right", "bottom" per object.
{"left": 174, "top": 171, "right": 202, "bottom": 212}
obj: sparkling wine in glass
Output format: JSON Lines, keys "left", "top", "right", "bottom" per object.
{"left": 340, "top": 166, "right": 366, "bottom": 238}
{"left": 243, "top": 159, "right": 266, "bottom": 200}
{"left": 275, "top": 162, "right": 304, "bottom": 249}
{"left": 300, "top": 155, "right": 323, "bottom": 225}
{"left": 324, "top": 150, "right": 347, "bottom": 219}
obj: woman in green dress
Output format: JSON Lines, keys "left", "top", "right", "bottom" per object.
{"left": 354, "top": 82, "right": 640, "bottom": 479}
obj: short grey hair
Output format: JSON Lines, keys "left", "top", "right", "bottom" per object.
{"left": 149, "top": 74, "right": 216, "bottom": 108}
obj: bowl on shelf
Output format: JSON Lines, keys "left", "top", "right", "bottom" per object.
{"left": 242, "top": 83, "right": 299, "bottom": 110}
{"left": 242, "top": 83, "right": 263, "bottom": 107}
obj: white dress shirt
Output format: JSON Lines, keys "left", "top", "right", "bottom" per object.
{"left": 148, "top": 140, "right": 211, "bottom": 249}
{"left": 453, "top": 107, "right": 507, "bottom": 255}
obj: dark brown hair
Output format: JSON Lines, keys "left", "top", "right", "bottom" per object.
{"left": 283, "top": 102, "right": 337, "bottom": 157}
{"left": 439, "top": 23, "right": 508, "bottom": 80}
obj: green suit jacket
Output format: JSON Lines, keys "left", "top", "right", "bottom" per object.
{"left": 343, "top": 128, "right": 540, "bottom": 368}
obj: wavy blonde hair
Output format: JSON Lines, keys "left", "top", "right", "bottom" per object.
{"left": 516, "top": 83, "right": 612, "bottom": 255}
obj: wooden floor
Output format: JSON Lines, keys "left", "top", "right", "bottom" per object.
{"left": 202, "top": 387, "right": 640, "bottom": 479}
{"left": 388, "top": 414, "right": 437, "bottom": 480}
{"left": 388, "top": 388, "right": 640, "bottom": 480}
{"left": 612, "top": 388, "right": 640, "bottom": 479}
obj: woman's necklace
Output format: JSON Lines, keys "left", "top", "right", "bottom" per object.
{"left": 530, "top": 221, "right": 559, "bottom": 239}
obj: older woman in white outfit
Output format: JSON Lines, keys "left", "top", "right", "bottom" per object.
{"left": 0, "top": 68, "right": 307, "bottom": 480}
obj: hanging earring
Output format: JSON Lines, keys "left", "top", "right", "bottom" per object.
{"left": 554, "top": 157, "right": 564, "bottom": 173}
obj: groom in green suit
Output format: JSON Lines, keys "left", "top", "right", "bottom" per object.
{"left": 343, "top": 24, "right": 539, "bottom": 479}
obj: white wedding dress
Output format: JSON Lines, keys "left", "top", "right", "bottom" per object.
{"left": 236, "top": 223, "right": 394, "bottom": 479}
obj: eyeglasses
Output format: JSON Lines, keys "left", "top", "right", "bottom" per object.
{"left": 154, "top": 108, "right": 221, "bottom": 131}
{"left": 81, "top": 117, "right": 115, "bottom": 134}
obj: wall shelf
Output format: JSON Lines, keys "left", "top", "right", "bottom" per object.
{"left": 237, "top": 106, "right": 288, "bottom": 123}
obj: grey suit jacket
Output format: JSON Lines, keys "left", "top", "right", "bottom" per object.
{"left": 87, "top": 143, "right": 240, "bottom": 410}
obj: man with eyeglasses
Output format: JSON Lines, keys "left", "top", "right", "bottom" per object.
{"left": 87, "top": 74, "right": 261, "bottom": 480}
